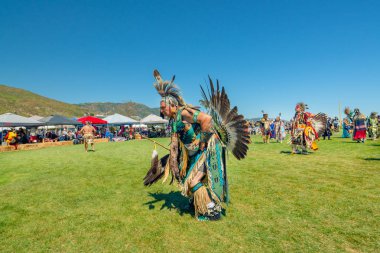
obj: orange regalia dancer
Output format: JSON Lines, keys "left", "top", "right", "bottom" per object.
{"left": 290, "top": 102, "right": 327, "bottom": 154}
{"left": 143, "top": 70, "right": 250, "bottom": 221}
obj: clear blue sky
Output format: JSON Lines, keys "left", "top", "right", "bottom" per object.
{"left": 1, "top": 0, "right": 379, "bottom": 119}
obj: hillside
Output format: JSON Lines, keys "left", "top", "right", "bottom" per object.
{"left": 0, "top": 84, "right": 159, "bottom": 118}
{"left": 77, "top": 102, "right": 159, "bottom": 119}
{"left": 0, "top": 84, "right": 86, "bottom": 117}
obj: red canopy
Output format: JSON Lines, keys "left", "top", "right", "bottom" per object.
{"left": 77, "top": 116, "right": 107, "bottom": 125}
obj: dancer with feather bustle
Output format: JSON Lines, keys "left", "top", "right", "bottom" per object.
{"left": 290, "top": 102, "right": 327, "bottom": 154}
{"left": 143, "top": 69, "right": 250, "bottom": 221}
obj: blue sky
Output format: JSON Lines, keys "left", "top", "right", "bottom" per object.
{"left": 1, "top": 0, "right": 379, "bottom": 119}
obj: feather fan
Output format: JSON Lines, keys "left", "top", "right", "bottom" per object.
{"left": 143, "top": 153, "right": 170, "bottom": 186}
{"left": 200, "top": 77, "right": 250, "bottom": 160}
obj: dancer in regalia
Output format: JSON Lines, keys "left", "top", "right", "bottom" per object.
{"left": 274, "top": 114, "right": 285, "bottom": 143}
{"left": 342, "top": 107, "right": 354, "bottom": 138}
{"left": 290, "top": 102, "right": 326, "bottom": 154}
{"left": 143, "top": 70, "right": 250, "bottom": 221}
{"left": 368, "top": 112, "right": 378, "bottom": 140}
{"left": 260, "top": 111, "right": 271, "bottom": 143}
{"left": 352, "top": 108, "right": 367, "bottom": 143}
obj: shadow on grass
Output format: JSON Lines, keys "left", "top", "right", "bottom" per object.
{"left": 363, "top": 158, "right": 380, "bottom": 161}
{"left": 144, "top": 191, "right": 227, "bottom": 218}
{"left": 144, "top": 191, "right": 194, "bottom": 216}
{"left": 280, "top": 150, "right": 313, "bottom": 155}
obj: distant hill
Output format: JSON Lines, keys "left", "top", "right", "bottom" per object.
{"left": 0, "top": 84, "right": 86, "bottom": 117}
{"left": 77, "top": 102, "right": 159, "bottom": 119}
{"left": 0, "top": 84, "right": 159, "bottom": 118}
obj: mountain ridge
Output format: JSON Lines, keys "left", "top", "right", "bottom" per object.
{"left": 0, "top": 84, "right": 159, "bottom": 118}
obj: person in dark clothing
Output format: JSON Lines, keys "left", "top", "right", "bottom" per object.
{"left": 323, "top": 118, "right": 333, "bottom": 140}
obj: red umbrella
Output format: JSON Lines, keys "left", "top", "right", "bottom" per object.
{"left": 77, "top": 116, "right": 107, "bottom": 125}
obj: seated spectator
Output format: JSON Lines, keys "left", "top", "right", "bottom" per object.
{"left": 67, "top": 130, "right": 76, "bottom": 140}
{"left": 29, "top": 133, "right": 38, "bottom": 143}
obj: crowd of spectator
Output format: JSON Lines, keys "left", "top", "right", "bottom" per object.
{"left": 1, "top": 124, "right": 171, "bottom": 149}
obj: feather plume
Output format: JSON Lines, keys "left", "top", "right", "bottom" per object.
{"left": 143, "top": 154, "right": 169, "bottom": 186}
{"left": 200, "top": 77, "right": 250, "bottom": 160}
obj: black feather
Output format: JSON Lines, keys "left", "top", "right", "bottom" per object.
{"left": 200, "top": 78, "right": 251, "bottom": 160}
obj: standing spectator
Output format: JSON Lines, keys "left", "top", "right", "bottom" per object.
{"left": 323, "top": 118, "right": 333, "bottom": 140}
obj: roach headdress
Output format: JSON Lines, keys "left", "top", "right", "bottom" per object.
{"left": 153, "top": 69, "right": 185, "bottom": 107}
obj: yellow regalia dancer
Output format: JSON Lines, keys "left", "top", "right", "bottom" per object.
{"left": 143, "top": 70, "right": 250, "bottom": 221}
{"left": 290, "top": 102, "right": 327, "bottom": 154}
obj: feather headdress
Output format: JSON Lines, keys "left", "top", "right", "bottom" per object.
{"left": 295, "top": 102, "right": 308, "bottom": 111}
{"left": 153, "top": 69, "right": 185, "bottom": 107}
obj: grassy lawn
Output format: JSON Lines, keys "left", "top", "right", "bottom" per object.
{"left": 0, "top": 134, "right": 379, "bottom": 252}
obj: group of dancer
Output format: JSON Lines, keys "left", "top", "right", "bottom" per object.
{"left": 142, "top": 69, "right": 332, "bottom": 221}
{"left": 343, "top": 107, "right": 378, "bottom": 142}
{"left": 259, "top": 112, "right": 286, "bottom": 143}
{"left": 259, "top": 104, "right": 327, "bottom": 154}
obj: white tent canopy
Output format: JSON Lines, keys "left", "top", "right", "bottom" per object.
{"left": 140, "top": 114, "right": 168, "bottom": 124}
{"left": 103, "top": 113, "right": 138, "bottom": 124}
{"left": 29, "top": 115, "right": 44, "bottom": 121}
{"left": 0, "top": 113, "right": 42, "bottom": 127}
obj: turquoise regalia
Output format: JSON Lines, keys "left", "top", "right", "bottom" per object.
{"left": 172, "top": 108, "right": 228, "bottom": 205}
{"left": 144, "top": 70, "right": 250, "bottom": 221}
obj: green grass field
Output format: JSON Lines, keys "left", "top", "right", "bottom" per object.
{"left": 0, "top": 135, "right": 379, "bottom": 252}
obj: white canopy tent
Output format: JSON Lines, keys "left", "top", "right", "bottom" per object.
{"left": 140, "top": 114, "right": 168, "bottom": 124}
{"left": 29, "top": 115, "right": 44, "bottom": 121}
{"left": 103, "top": 113, "right": 138, "bottom": 125}
{"left": 0, "top": 113, "right": 42, "bottom": 127}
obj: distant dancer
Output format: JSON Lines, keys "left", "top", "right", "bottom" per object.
{"left": 290, "top": 102, "right": 327, "bottom": 154}
{"left": 352, "top": 108, "right": 367, "bottom": 143}
{"left": 342, "top": 117, "right": 351, "bottom": 138}
{"left": 274, "top": 114, "right": 285, "bottom": 143}
{"left": 342, "top": 107, "right": 353, "bottom": 138}
{"left": 322, "top": 117, "right": 333, "bottom": 140}
{"left": 80, "top": 121, "right": 96, "bottom": 152}
{"left": 367, "top": 112, "right": 378, "bottom": 140}
{"left": 260, "top": 111, "right": 271, "bottom": 143}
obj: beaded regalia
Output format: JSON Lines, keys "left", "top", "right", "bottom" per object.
{"left": 290, "top": 102, "right": 327, "bottom": 154}
{"left": 144, "top": 70, "right": 250, "bottom": 221}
